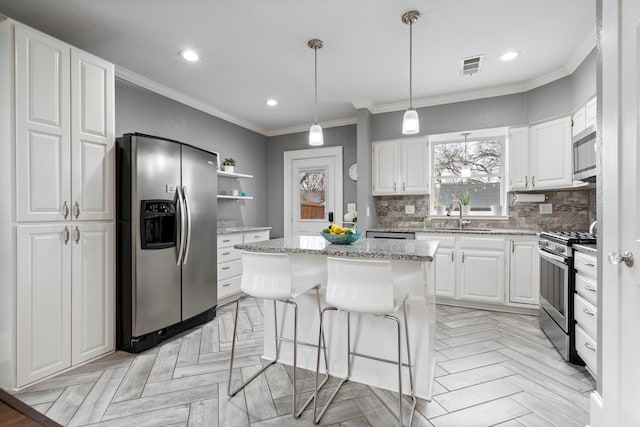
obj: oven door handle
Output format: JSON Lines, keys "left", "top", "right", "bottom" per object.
{"left": 538, "top": 249, "right": 568, "bottom": 265}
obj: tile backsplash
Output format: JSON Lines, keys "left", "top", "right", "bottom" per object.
{"left": 375, "top": 186, "right": 596, "bottom": 231}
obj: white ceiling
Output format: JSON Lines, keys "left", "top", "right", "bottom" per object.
{"left": 0, "top": 0, "right": 595, "bottom": 136}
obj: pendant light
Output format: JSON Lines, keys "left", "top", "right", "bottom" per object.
{"left": 308, "top": 39, "right": 324, "bottom": 146}
{"left": 461, "top": 132, "right": 471, "bottom": 178}
{"left": 402, "top": 10, "right": 420, "bottom": 135}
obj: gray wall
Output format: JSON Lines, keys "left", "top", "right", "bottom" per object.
{"left": 266, "top": 125, "right": 357, "bottom": 238}
{"left": 371, "top": 93, "right": 528, "bottom": 141}
{"left": 371, "top": 49, "right": 597, "bottom": 141}
{"left": 115, "top": 79, "right": 269, "bottom": 228}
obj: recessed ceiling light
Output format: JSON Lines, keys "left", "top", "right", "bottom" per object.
{"left": 180, "top": 50, "right": 199, "bottom": 62}
{"left": 266, "top": 99, "right": 278, "bottom": 107}
{"left": 499, "top": 51, "right": 520, "bottom": 61}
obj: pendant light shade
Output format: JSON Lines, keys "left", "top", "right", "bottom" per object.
{"left": 308, "top": 39, "right": 324, "bottom": 146}
{"left": 309, "top": 123, "right": 323, "bottom": 146}
{"left": 402, "top": 11, "right": 420, "bottom": 135}
{"left": 402, "top": 108, "right": 419, "bottom": 134}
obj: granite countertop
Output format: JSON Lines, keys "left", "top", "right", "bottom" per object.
{"left": 236, "top": 236, "right": 439, "bottom": 262}
{"left": 367, "top": 228, "right": 538, "bottom": 236}
{"left": 574, "top": 243, "right": 597, "bottom": 254}
{"left": 218, "top": 226, "right": 272, "bottom": 235}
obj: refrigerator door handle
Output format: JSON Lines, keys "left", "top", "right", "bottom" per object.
{"left": 182, "top": 186, "right": 193, "bottom": 265}
{"left": 176, "top": 185, "right": 187, "bottom": 265}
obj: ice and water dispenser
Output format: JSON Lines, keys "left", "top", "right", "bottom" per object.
{"left": 140, "top": 200, "right": 176, "bottom": 249}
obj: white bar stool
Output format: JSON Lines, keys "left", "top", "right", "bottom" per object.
{"left": 228, "top": 251, "right": 329, "bottom": 418}
{"left": 313, "top": 257, "right": 416, "bottom": 426}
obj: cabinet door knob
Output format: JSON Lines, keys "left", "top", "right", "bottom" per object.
{"left": 608, "top": 251, "right": 634, "bottom": 267}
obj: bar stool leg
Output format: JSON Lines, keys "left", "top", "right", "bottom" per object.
{"left": 402, "top": 300, "right": 417, "bottom": 426}
{"left": 228, "top": 297, "right": 276, "bottom": 397}
{"left": 384, "top": 315, "right": 403, "bottom": 427}
{"left": 313, "top": 308, "right": 350, "bottom": 424}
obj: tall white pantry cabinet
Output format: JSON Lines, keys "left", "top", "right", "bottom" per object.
{"left": 0, "top": 20, "right": 115, "bottom": 388}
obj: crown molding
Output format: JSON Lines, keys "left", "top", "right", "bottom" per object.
{"left": 115, "top": 66, "right": 270, "bottom": 136}
{"left": 266, "top": 116, "right": 357, "bottom": 137}
{"left": 564, "top": 26, "right": 597, "bottom": 74}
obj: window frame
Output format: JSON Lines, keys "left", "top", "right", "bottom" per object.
{"left": 428, "top": 127, "right": 509, "bottom": 218}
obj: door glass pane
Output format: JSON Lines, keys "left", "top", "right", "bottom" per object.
{"left": 299, "top": 168, "right": 326, "bottom": 220}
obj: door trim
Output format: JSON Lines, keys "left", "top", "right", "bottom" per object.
{"left": 284, "top": 146, "right": 343, "bottom": 238}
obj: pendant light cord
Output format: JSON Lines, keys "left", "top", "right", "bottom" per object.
{"left": 409, "top": 20, "right": 413, "bottom": 109}
{"left": 314, "top": 45, "right": 318, "bottom": 124}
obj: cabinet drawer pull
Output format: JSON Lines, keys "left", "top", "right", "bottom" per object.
{"left": 582, "top": 308, "right": 595, "bottom": 316}
{"left": 222, "top": 239, "right": 231, "bottom": 243}
{"left": 525, "top": 176, "right": 528, "bottom": 187}
{"left": 451, "top": 252, "right": 454, "bottom": 262}
{"left": 221, "top": 252, "right": 231, "bottom": 256}
{"left": 63, "top": 201, "right": 69, "bottom": 219}
{"left": 254, "top": 235, "right": 261, "bottom": 238}
{"left": 585, "top": 285, "right": 596, "bottom": 292}
{"left": 63, "top": 226, "right": 70, "bottom": 244}
{"left": 583, "top": 262, "right": 595, "bottom": 267}
{"left": 73, "top": 201, "right": 80, "bottom": 219}
{"left": 461, "top": 251, "right": 465, "bottom": 263}
{"left": 222, "top": 266, "right": 231, "bottom": 270}
{"left": 584, "top": 342, "right": 596, "bottom": 352}
{"left": 532, "top": 176, "right": 535, "bottom": 187}
{"left": 222, "top": 283, "right": 231, "bottom": 287}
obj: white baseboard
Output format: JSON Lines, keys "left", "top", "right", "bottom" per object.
{"left": 589, "top": 391, "right": 604, "bottom": 427}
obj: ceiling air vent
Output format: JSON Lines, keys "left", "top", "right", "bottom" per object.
{"left": 461, "top": 55, "right": 484, "bottom": 76}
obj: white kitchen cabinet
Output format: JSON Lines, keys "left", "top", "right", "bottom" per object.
{"left": 508, "top": 238, "right": 540, "bottom": 306}
{"left": 17, "top": 222, "right": 114, "bottom": 386}
{"left": 15, "top": 24, "right": 114, "bottom": 222}
{"left": 15, "top": 26, "right": 71, "bottom": 222}
{"left": 71, "top": 222, "right": 114, "bottom": 365}
{"left": 507, "top": 127, "right": 530, "bottom": 191}
{"left": 372, "top": 138, "right": 428, "bottom": 195}
{"left": 574, "top": 248, "right": 598, "bottom": 376}
{"left": 17, "top": 224, "right": 72, "bottom": 386}
{"left": 70, "top": 49, "right": 115, "bottom": 221}
{"left": 572, "top": 96, "right": 597, "bottom": 137}
{"left": 529, "top": 116, "right": 573, "bottom": 189}
{"left": 423, "top": 235, "right": 456, "bottom": 299}
{"left": 458, "top": 237, "right": 506, "bottom": 304}
{"left": 509, "top": 117, "right": 573, "bottom": 191}
{"left": 217, "top": 230, "right": 270, "bottom": 304}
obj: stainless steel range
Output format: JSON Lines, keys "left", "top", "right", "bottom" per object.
{"left": 538, "top": 231, "right": 596, "bottom": 363}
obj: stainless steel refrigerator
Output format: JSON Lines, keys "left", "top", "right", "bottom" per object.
{"left": 116, "top": 133, "right": 217, "bottom": 353}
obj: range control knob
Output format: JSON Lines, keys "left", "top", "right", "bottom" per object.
{"left": 554, "top": 245, "right": 565, "bottom": 254}
{"left": 538, "top": 240, "right": 548, "bottom": 248}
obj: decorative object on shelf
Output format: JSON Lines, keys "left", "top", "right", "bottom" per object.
{"left": 401, "top": 10, "right": 420, "bottom": 135}
{"left": 344, "top": 210, "right": 357, "bottom": 223}
{"left": 320, "top": 231, "right": 362, "bottom": 245}
{"left": 308, "top": 38, "right": 324, "bottom": 146}
{"left": 460, "top": 132, "right": 471, "bottom": 178}
{"left": 222, "top": 157, "right": 236, "bottom": 173}
{"left": 348, "top": 163, "right": 358, "bottom": 181}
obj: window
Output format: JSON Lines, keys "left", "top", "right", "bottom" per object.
{"left": 430, "top": 130, "right": 507, "bottom": 216}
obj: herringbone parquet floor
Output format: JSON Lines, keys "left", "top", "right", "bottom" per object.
{"left": 9, "top": 299, "right": 595, "bottom": 426}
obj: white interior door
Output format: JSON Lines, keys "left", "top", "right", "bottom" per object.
{"left": 284, "top": 146, "right": 343, "bottom": 237}
{"left": 599, "top": 0, "right": 640, "bottom": 425}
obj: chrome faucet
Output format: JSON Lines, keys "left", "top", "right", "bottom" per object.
{"left": 447, "top": 200, "right": 471, "bottom": 229}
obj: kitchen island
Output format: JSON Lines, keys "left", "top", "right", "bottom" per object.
{"left": 235, "top": 236, "right": 439, "bottom": 399}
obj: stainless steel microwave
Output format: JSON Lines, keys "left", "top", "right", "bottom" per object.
{"left": 573, "top": 125, "right": 597, "bottom": 182}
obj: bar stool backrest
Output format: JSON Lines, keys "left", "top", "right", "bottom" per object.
{"left": 240, "top": 251, "right": 292, "bottom": 299}
{"left": 326, "top": 257, "right": 395, "bottom": 314}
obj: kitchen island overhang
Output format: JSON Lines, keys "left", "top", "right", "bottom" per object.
{"left": 235, "top": 236, "right": 439, "bottom": 400}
